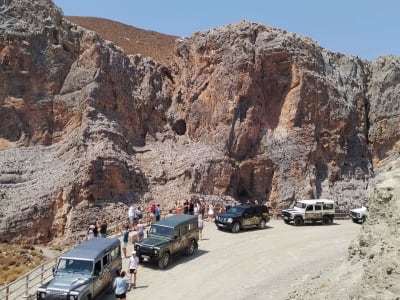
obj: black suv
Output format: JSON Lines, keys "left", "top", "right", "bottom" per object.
{"left": 215, "top": 204, "right": 270, "bottom": 233}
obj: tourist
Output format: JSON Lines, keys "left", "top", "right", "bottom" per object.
{"left": 155, "top": 204, "right": 161, "bottom": 222}
{"left": 128, "top": 250, "right": 139, "bottom": 290}
{"left": 99, "top": 217, "right": 108, "bottom": 237}
{"left": 207, "top": 203, "right": 214, "bottom": 221}
{"left": 113, "top": 270, "right": 129, "bottom": 300}
{"left": 128, "top": 204, "right": 136, "bottom": 231}
{"left": 198, "top": 214, "right": 204, "bottom": 240}
{"left": 122, "top": 225, "right": 129, "bottom": 258}
{"left": 136, "top": 220, "right": 145, "bottom": 242}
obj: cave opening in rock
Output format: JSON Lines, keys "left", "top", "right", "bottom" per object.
{"left": 172, "top": 119, "right": 186, "bottom": 135}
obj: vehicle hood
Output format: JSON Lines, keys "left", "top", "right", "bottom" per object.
{"left": 47, "top": 275, "right": 91, "bottom": 291}
{"left": 350, "top": 206, "right": 367, "bottom": 213}
{"left": 138, "top": 237, "right": 170, "bottom": 247}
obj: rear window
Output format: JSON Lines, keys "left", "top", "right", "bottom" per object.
{"left": 323, "top": 203, "right": 333, "bottom": 210}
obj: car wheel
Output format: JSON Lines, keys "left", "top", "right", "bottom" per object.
{"left": 293, "top": 216, "right": 304, "bottom": 226}
{"left": 158, "top": 252, "right": 170, "bottom": 269}
{"left": 322, "top": 215, "right": 331, "bottom": 225}
{"left": 231, "top": 222, "right": 240, "bottom": 233}
{"left": 258, "top": 219, "right": 266, "bottom": 229}
{"left": 186, "top": 240, "right": 195, "bottom": 256}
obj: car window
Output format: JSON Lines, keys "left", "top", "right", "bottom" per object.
{"left": 306, "top": 205, "right": 313, "bottom": 211}
{"left": 94, "top": 260, "right": 101, "bottom": 275}
{"left": 314, "top": 204, "right": 322, "bottom": 210}
{"left": 227, "top": 206, "right": 245, "bottom": 214}
{"left": 323, "top": 203, "right": 333, "bottom": 210}
{"left": 243, "top": 208, "right": 251, "bottom": 217}
{"left": 57, "top": 259, "right": 93, "bottom": 274}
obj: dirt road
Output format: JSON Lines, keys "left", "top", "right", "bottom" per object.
{"left": 105, "top": 219, "right": 360, "bottom": 300}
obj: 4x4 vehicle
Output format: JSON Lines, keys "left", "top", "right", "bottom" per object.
{"left": 349, "top": 206, "right": 367, "bottom": 224}
{"left": 214, "top": 204, "right": 270, "bottom": 233}
{"left": 135, "top": 214, "right": 199, "bottom": 269}
{"left": 37, "top": 237, "right": 121, "bottom": 300}
{"left": 281, "top": 199, "right": 335, "bottom": 226}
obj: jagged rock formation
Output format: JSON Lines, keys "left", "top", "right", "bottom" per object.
{"left": 0, "top": 0, "right": 399, "bottom": 252}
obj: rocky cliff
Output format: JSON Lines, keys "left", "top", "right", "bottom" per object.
{"left": 0, "top": 0, "right": 399, "bottom": 248}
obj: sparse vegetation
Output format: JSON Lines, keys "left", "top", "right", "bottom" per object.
{"left": 0, "top": 243, "right": 46, "bottom": 285}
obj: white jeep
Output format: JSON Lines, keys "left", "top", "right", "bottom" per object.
{"left": 349, "top": 206, "right": 367, "bottom": 224}
{"left": 281, "top": 199, "right": 335, "bottom": 226}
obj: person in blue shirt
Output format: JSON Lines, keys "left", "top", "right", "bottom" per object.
{"left": 155, "top": 204, "right": 160, "bottom": 221}
{"left": 113, "top": 270, "right": 128, "bottom": 299}
{"left": 122, "top": 225, "right": 129, "bottom": 258}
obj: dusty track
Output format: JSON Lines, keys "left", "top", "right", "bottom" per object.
{"left": 104, "top": 219, "right": 360, "bottom": 300}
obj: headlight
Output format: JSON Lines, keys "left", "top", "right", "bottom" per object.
{"left": 154, "top": 249, "right": 159, "bottom": 255}
{"left": 39, "top": 292, "right": 46, "bottom": 299}
{"left": 135, "top": 245, "right": 139, "bottom": 250}
{"left": 227, "top": 218, "right": 233, "bottom": 223}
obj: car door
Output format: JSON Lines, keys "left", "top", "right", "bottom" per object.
{"left": 172, "top": 225, "right": 186, "bottom": 253}
{"left": 242, "top": 208, "right": 254, "bottom": 227}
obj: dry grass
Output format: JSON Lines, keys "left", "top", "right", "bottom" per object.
{"left": 66, "top": 16, "right": 177, "bottom": 65}
{"left": 0, "top": 243, "right": 45, "bottom": 285}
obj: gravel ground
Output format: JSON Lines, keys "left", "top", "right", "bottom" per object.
{"left": 104, "top": 219, "right": 360, "bottom": 300}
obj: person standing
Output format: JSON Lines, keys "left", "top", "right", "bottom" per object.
{"left": 188, "top": 199, "right": 194, "bottom": 215}
{"left": 128, "top": 250, "right": 139, "bottom": 290}
{"left": 183, "top": 199, "right": 189, "bottom": 214}
{"left": 136, "top": 220, "right": 145, "bottom": 242}
{"left": 155, "top": 204, "right": 161, "bottom": 222}
{"left": 113, "top": 270, "right": 129, "bottom": 300}
{"left": 99, "top": 217, "right": 108, "bottom": 237}
{"left": 198, "top": 214, "right": 204, "bottom": 240}
{"left": 122, "top": 225, "right": 130, "bottom": 258}
{"left": 207, "top": 203, "right": 214, "bottom": 222}
{"left": 128, "top": 204, "right": 136, "bottom": 231}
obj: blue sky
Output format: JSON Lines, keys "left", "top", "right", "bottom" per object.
{"left": 53, "top": 0, "right": 399, "bottom": 60}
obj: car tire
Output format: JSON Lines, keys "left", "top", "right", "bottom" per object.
{"left": 293, "top": 216, "right": 303, "bottom": 226}
{"left": 186, "top": 240, "right": 195, "bottom": 256}
{"left": 258, "top": 219, "right": 266, "bottom": 229}
{"left": 158, "top": 252, "right": 170, "bottom": 269}
{"left": 322, "top": 215, "right": 331, "bottom": 225}
{"left": 231, "top": 222, "right": 240, "bottom": 233}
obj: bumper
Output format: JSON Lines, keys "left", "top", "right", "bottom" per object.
{"left": 215, "top": 221, "right": 233, "bottom": 230}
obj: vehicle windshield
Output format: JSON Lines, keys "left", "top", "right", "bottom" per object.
{"left": 56, "top": 258, "right": 93, "bottom": 275}
{"left": 294, "top": 202, "right": 306, "bottom": 209}
{"left": 227, "top": 206, "right": 246, "bottom": 214}
{"left": 149, "top": 225, "right": 174, "bottom": 237}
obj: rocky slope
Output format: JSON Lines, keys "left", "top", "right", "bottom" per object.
{"left": 0, "top": 0, "right": 399, "bottom": 251}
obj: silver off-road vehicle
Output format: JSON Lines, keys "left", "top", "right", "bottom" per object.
{"left": 281, "top": 199, "right": 335, "bottom": 226}
{"left": 349, "top": 206, "right": 367, "bottom": 224}
{"left": 37, "top": 238, "right": 122, "bottom": 300}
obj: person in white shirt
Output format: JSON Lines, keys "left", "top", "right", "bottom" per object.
{"left": 128, "top": 250, "right": 139, "bottom": 290}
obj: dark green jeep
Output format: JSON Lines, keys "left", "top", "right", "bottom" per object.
{"left": 134, "top": 214, "right": 199, "bottom": 269}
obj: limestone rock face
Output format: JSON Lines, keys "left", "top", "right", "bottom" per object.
{"left": 0, "top": 0, "right": 399, "bottom": 247}
{"left": 169, "top": 22, "right": 371, "bottom": 210}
